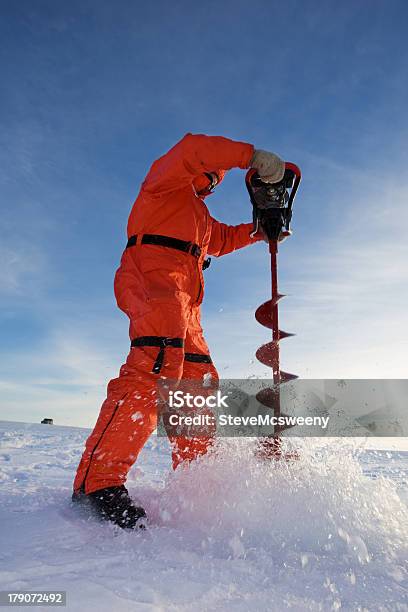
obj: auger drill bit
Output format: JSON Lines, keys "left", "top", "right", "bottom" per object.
{"left": 246, "top": 164, "right": 301, "bottom": 458}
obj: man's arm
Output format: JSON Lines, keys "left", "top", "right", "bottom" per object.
{"left": 207, "top": 218, "right": 263, "bottom": 257}
{"left": 142, "top": 133, "right": 254, "bottom": 194}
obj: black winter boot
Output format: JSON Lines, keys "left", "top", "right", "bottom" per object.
{"left": 72, "top": 485, "right": 146, "bottom": 530}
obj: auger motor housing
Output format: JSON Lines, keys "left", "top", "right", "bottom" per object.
{"left": 246, "top": 163, "right": 301, "bottom": 241}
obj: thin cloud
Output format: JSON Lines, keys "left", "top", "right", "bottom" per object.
{"left": 0, "top": 245, "right": 47, "bottom": 296}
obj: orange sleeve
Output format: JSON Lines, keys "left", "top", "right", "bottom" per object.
{"left": 207, "top": 219, "right": 262, "bottom": 257}
{"left": 142, "top": 133, "right": 254, "bottom": 194}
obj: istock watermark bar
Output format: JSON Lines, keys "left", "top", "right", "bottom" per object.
{"left": 156, "top": 379, "right": 408, "bottom": 438}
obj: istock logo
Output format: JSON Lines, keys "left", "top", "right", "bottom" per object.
{"left": 168, "top": 390, "right": 230, "bottom": 409}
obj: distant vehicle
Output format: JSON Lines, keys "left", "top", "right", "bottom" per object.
{"left": 41, "top": 418, "right": 53, "bottom": 425}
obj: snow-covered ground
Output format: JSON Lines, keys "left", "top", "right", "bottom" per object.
{"left": 0, "top": 420, "right": 407, "bottom": 611}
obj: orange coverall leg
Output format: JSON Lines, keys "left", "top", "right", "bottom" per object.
{"left": 73, "top": 301, "right": 217, "bottom": 495}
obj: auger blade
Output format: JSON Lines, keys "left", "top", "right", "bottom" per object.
{"left": 280, "top": 371, "right": 299, "bottom": 383}
{"left": 255, "top": 342, "right": 278, "bottom": 367}
{"left": 255, "top": 334, "right": 295, "bottom": 368}
{"left": 274, "top": 417, "right": 298, "bottom": 433}
{"left": 256, "top": 389, "right": 298, "bottom": 432}
{"left": 256, "top": 387, "right": 279, "bottom": 407}
{"left": 278, "top": 330, "right": 295, "bottom": 340}
{"left": 256, "top": 441, "right": 300, "bottom": 461}
{"left": 255, "top": 297, "right": 285, "bottom": 328}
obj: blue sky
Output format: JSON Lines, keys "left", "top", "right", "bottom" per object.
{"left": 1, "top": 0, "right": 407, "bottom": 426}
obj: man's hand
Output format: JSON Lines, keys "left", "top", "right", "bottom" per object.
{"left": 250, "top": 149, "right": 285, "bottom": 184}
{"left": 277, "top": 229, "right": 292, "bottom": 243}
{"left": 254, "top": 228, "right": 292, "bottom": 243}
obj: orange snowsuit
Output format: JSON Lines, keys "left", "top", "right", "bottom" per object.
{"left": 73, "top": 133, "right": 260, "bottom": 495}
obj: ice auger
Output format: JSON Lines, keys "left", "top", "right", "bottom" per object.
{"left": 245, "top": 163, "right": 302, "bottom": 457}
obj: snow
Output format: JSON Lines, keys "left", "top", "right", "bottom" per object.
{"left": 0, "top": 420, "right": 407, "bottom": 611}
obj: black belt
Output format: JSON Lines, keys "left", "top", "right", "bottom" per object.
{"left": 131, "top": 336, "right": 212, "bottom": 373}
{"left": 131, "top": 336, "right": 184, "bottom": 374}
{"left": 184, "top": 353, "right": 212, "bottom": 364}
{"left": 126, "top": 234, "right": 211, "bottom": 270}
{"left": 127, "top": 234, "right": 201, "bottom": 257}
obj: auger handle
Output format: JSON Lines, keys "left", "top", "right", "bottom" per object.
{"left": 283, "top": 162, "right": 301, "bottom": 230}
{"left": 285, "top": 161, "right": 302, "bottom": 179}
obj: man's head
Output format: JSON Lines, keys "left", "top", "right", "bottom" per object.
{"left": 193, "top": 170, "right": 225, "bottom": 197}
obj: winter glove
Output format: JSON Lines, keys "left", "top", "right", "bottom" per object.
{"left": 255, "top": 228, "right": 292, "bottom": 243}
{"left": 250, "top": 149, "right": 285, "bottom": 184}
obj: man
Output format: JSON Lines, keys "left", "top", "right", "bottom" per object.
{"left": 72, "top": 133, "right": 284, "bottom": 528}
